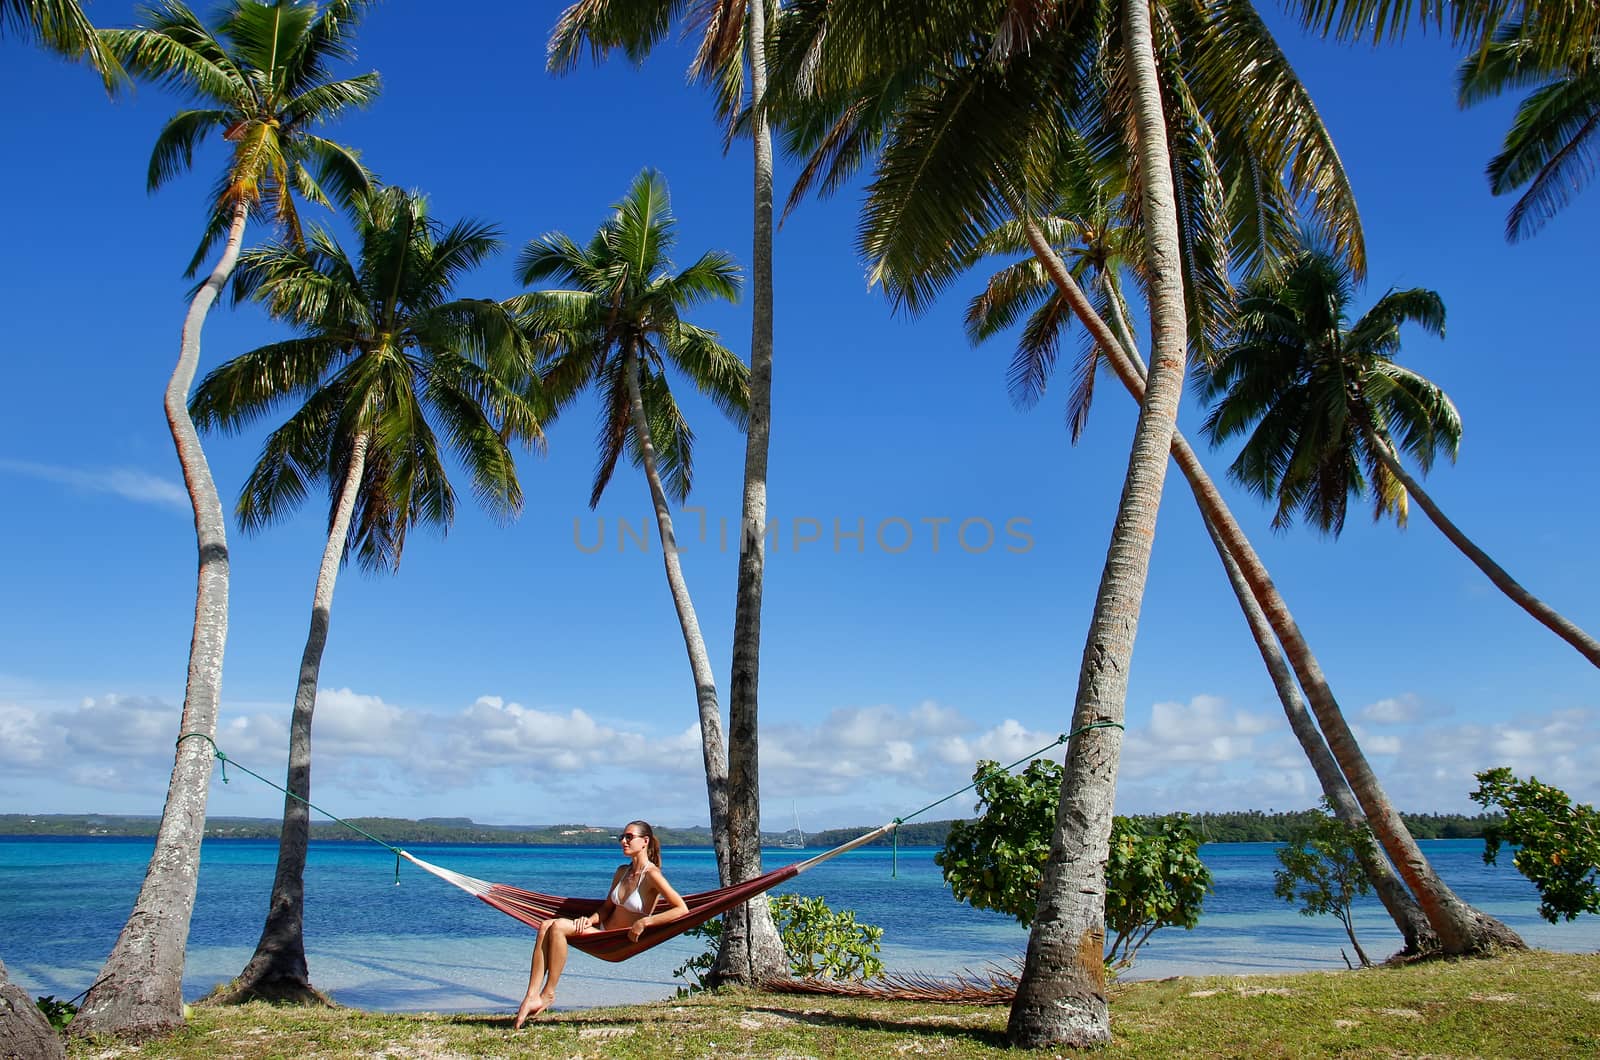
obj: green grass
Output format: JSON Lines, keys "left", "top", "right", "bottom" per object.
{"left": 68, "top": 950, "right": 1600, "bottom": 1058}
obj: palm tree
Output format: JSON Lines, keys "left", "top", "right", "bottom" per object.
{"left": 510, "top": 168, "right": 749, "bottom": 887}
{"left": 766, "top": 0, "right": 1401, "bottom": 1041}
{"left": 1019, "top": 231, "right": 1524, "bottom": 962}
{"left": 1458, "top": 16, "right": 1600, "bottom": 241}
{"left": 190, "top": 186, "right": 540, "bottom": 1004}
{"left": 71, "top": 0, "right": 377, "bottom": 1038}
{"left": 1, "top": 0, "right": 122, "bottom": 88}
{"left": 964, "top": 181, "right": 1437, "bottom": 955}
{"left": 549, "top": 0, "right": 788, "bottom": 983}
{"left": 769, "top": 1, "right": 1210, "bottom": 1044}
{"left": 1201, "top": 245, "right": 1600, "bottom": 668}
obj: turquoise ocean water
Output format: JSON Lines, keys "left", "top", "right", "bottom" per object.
{"left": 1, "top": 837, "right": 1594, "bottom": 1013}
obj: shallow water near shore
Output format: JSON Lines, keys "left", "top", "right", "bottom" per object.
{"left": 2, "top": 836, "right": 1594, "bottom": 1013}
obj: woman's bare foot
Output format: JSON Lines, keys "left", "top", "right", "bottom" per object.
{"left": 513, "top": 992, "right": 555, "bottom": 1029}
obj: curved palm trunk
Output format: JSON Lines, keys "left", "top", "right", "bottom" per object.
{"left": 715, "top": 0, "right": 787, "bottom": 988}
{"left": 623, "top": 346, "right": 733, "bottom": 879}
{"left": 1007, "top": 5, "right": 1188, "bottom": 1047}
{"left": 71, "top": 199, "right": 248, "bottom": 1040}
{"left": 1199, "top": 506, "right": 1436, "bottom": 954}
{"left": 216, "top": 433, "right": 371, "bottom": 1004}
{"left": 1019, "top": 224, "right": 1521, "bottom": 957}
{"left": 1365, "top": 427, "right": 1600, "bottom": 668}
{"left": 1100, "top": 283, "right": 1436, "bottom": 955}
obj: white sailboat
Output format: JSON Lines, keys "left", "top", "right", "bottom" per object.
{"left": 775, "top": 805, "right": 804, "bottom": 849}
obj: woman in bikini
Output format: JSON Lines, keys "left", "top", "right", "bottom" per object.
{"left": 513, "top": 819, "right": 688, "bottom": 1026}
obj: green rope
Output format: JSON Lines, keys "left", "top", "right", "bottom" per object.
{"left": 887, "top": 720, "right": 1125, "bottom": 877}
{"left": 177, "top": 732, "right": 406, "bottom": 883}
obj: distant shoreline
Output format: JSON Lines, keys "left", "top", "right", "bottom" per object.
{"left": 0, "top": 810, "right": 1499, "bottom": 847}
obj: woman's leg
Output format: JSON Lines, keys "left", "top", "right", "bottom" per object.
{"left": 539, "top": 919, "right": 576, "bottom": 1007}
{"left": 514, "top": 920, "right": 567, "bottom": 1027}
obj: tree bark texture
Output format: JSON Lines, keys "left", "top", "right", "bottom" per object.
{"left": 1007, "top": 3, "right": 1189, "bottom": 1047}
{"left": 216, "top": 433, "right": 370, "bottom": 1004}
{"left": 72, "top": 199, "right": 247, "bottom": 1041}
{"left": 715, "top": 0, "right": 787, "bottom": 988}
{"left": 0, "top": 957, "right": 65, "bottom": 1060}
{"left": 623, "top": 346, "right": 733, "bottom": 881}
{"left": 1364, "top": 425, "right": 1600, "bottom": 668}
{"left": 1019, "top": 222, "right": 1521, "bottom": 957}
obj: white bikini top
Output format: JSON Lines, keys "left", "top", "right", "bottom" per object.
{"left": 610, "top": 870, "right": 646, "bottom": 913}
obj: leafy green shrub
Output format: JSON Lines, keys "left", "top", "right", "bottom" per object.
{"left": 1272, "top": 801, "right": 1378, "bottom": 967}
{"left": 1104, "top": 815, "right": 1210, "bottom": 970}
{"left": 673, "top": 893, "right": 885, "bottom": 991}
{"left": 35, "top": 995, "right": 76, "bottom": 1032}
{"left": 1470, "top": 767, "right": 1600, "bottom": 923}
{"left": 936, "top": 758, "right": 1211, "bottom": 970}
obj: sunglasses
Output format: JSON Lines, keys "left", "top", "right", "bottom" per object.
{"left": 618, "top": 833, "right": 644, "bottom": 843}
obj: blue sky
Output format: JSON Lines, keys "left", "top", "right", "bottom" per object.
{"left": 2, "top": 1, "right": 1596, "bottom": 833}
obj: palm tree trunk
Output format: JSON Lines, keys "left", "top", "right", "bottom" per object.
{"left": 1364, "top": 426, "right": 1600, "bottom": 668}
{"left": 71, "top": 198, "right": 248, "bottom": 1040}
{"left": 622, "top": 345, "right": 732, "bottom": 880}
{"left": 1018, "top": 222, "right": 1521, "bottom": 957}
{"left": 216, "top": 432, "right": 370, "bottom": 1004}
{"left": 715, "top": 0, "right": 787, "bottom": 987}
{"left": 1100, "top": 280, "right": 1436, "bottom": 955}
{"left": 1199, "top": 504, "right": 1437, "bottom": 954}
{"left": 0, "top": 953, "right": 65, "bottom": 1060}
{"left": 1007, "top": 4, "right": 1189, "bottom": 1047}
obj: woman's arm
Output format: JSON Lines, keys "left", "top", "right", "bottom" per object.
{"left": 627, "top": 867, "right": 690, "bottom": 938}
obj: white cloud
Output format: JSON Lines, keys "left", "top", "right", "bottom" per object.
{"left": 0, "top": 458, "right": 187, "bottom": 509}
{"left": 1120, "top": 695, "right": 1280, "bottom": 777}
{"left": 1362, "top": 693, "right": 1449, "bottom": 725}
{"left": 0, "top": 703, "right": 57, "bottom": 766}
{"left": 1363, "top": 734, "right": 1403, "bottom": 755}
{"left": 5, "top": 684, "right": 1595, "bottom": 827}
{"left": 63, "top": 695, "right": 177, "bottom": 758}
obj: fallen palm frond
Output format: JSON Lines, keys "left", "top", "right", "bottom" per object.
{"left": 761, "top": 960, "right": 1023, "bottom": 1005}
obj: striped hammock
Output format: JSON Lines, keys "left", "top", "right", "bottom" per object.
{"left": 400, "top": 822, "right": 896, "bottom": 962}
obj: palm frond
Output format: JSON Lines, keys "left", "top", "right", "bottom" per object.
{"left": 1182, "top": 0, "right": 1365, "bottom": 277}
{"left": 281, "top": 72, "right": 383, "bottom": 129}
{"left": 589, "top": 358, "right": 633, "bottom": 508}
{"left": 548, "top": 0, "right": 684, "bottom": 73}
{"left": 1487, "top": 75, "right": 1600, "bottom": 240}
{"left": 861, "top": 47, "right": 1078, "bottom": 314}
{"left": 234, "top": 383, "right": 342, "bottom": 532}
{"left": 634, "top": 365, "right": 696, "bottom": 503}
{"left": 666, "top": 322, "right": 750, "bottom": 427}
{"left": 190, "top": 335, "right": 347, "bottom": 432}
{"left": 99, "top": 20, "right": 238, "bottom": 102}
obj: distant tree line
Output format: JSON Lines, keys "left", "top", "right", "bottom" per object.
{"left": 2, "top": 809, "right": 1501, "bottom": 846}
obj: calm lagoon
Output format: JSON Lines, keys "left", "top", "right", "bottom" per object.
{"left": 2, "top": 836, "right": 1594, "bottom": 1013}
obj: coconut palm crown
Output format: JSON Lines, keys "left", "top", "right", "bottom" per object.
{"left": 103, "top": 0, "right": 380, "bottom": 275}
{"left": 770, "top": 0, "right": 1363, "bottom": 366}
{"left": 192, "top": 185, "right": 540, "bottom": 565}
{"left": 510, "top": 168, "right": 748, "bottom": 509}
{"left": 1198, "top": 245, "right": 1455, "bottom": 536}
